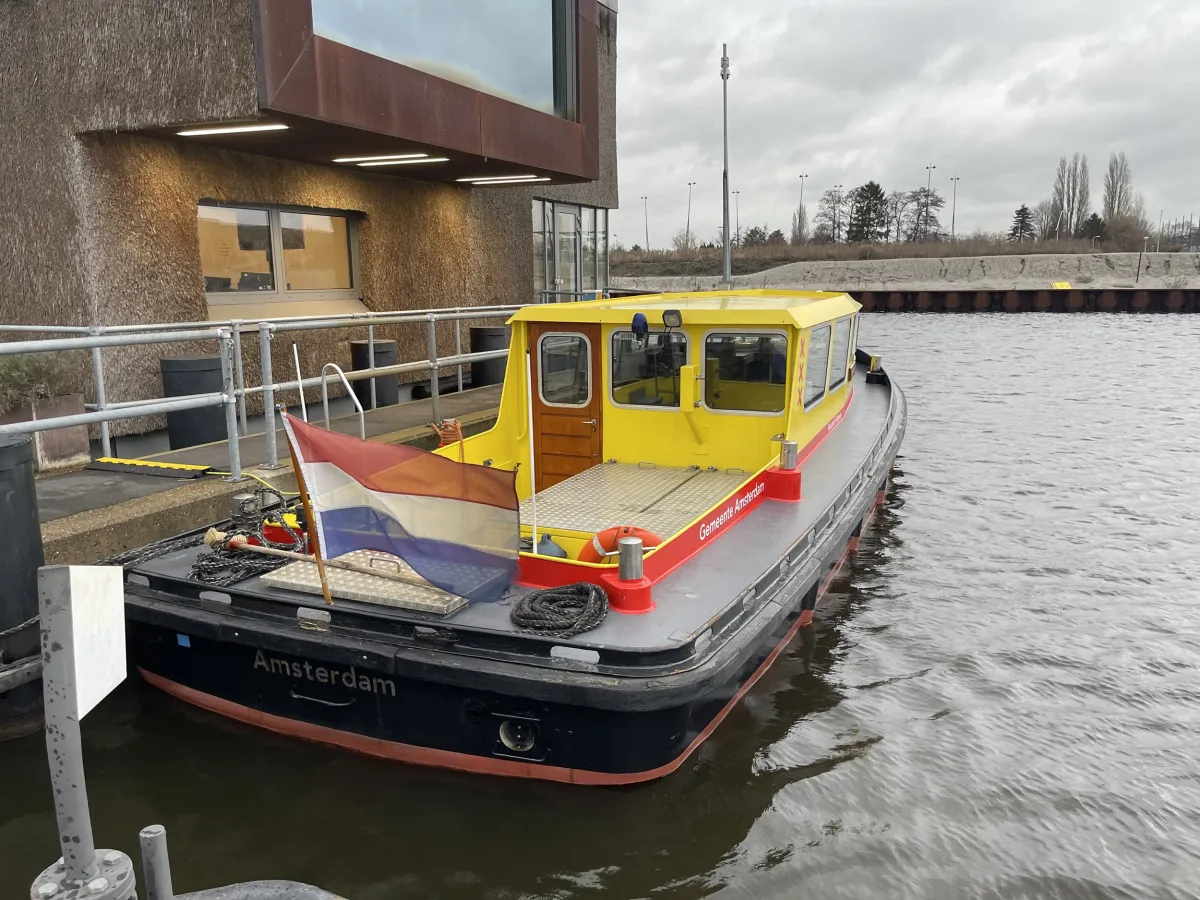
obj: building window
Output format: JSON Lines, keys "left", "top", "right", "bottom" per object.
{"left": 310, "top": 0, "right": 578, "bottom": 120}
{"left": 829, "top": 317, "right": 852, "bottom": 392}
{"left": 704, "top": 333, "right": 788, "bottom": 414}
{"left": 198, "top": 203, "right": 360, "bottom": 302}
{"left": 611, "top": 330, "right": 687, "bottom": 408}
{"left": 803, "top": 324, "right": 832, "bottom": 408}
{"left": 538, "top": 333, "right": 591, "bottom": 406}
{"left": 531, "top": 200, "right": 610, "bottom": 302}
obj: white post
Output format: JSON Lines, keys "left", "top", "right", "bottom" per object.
{"left": 524, "top": 346, "right": 539, "bottom": 552}
{"left": 292, "top": 343, "right": 308, "bottom": 422}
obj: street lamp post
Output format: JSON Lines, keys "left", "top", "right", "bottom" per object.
{"left": 1156, "top": 209, "right": 1163, "bottom": 252}
{"left": 1137, "top": 235, "right": 1148, "bottom": 283}
{"left": 733, "top": 190, "right": 741, "bottom": 247}
{"left": 949, "top": 175, "right": 960, "bottom": 241}
{"left": 686, "top": 181, "right": 696, "bottom": 249}
{"left": 924, "top": 163, "right": 936, "bottom": 240}
{"left": 640, "top": 195, "right": 649, "bottom": 251}
{"left": 720, "top": 44, "right": 732, "bottom": 287}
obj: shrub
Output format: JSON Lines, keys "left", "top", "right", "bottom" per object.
{"left": 0, "top": 354, "right": 79, "bottom": 415}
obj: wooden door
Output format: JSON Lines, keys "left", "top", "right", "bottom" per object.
{"left": 529, "top": 322, "right": 602, "bottom": 492}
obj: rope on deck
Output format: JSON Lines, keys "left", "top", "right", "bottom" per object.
{"left": 510, "top": 583, "right": 608, "bottom": 638}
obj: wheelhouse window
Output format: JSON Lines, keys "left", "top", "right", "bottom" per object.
{"left": 803, "top": 324, "right": 832, "bottom": 408}
{"left": 829, "top": 317, "right": 852, "bottom": 392}
{"left": 611, "top": 330, "right": 687, "bottom": 408}
{"left": 198, "top": 203, "right": 360, "bottom": 302}
{"left": 704, "top": 333, "right": 788, "bottom": 413}
{"left": 539, "top": 333, "right": 591, "bottom": 406}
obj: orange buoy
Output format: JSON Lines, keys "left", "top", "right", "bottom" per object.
{"left": 578, "top": 526, "right": 663, "bottom": 563}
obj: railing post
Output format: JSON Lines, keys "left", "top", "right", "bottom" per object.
{"left": 231, "top": 319, "right": 248, "bottom": 435}
{"left": 426, "top": 313, "right": 441, "bottom": 424}
{"left": 217, "top": 329, "right": 242, "bottom": 481}
{"left": 454, "top": 318, "right": 463, "bottom": 394}
{"left": 258, "top": 323, "right": 280, "bottom": 468}
{"left": 89, "top": 329, "right": 112, "bottom": 458}
{"left": 367, "top": 324, "right": 378, "bottom": 410}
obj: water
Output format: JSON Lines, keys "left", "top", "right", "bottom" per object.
{"left": 4, "top": 315, "right": 1200, "bottom": 899}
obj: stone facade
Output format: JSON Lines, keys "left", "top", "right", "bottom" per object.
{"left": 0, "top": 1, "right": 618, "bottom": 432}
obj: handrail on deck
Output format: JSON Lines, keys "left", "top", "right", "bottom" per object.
{"left": 321, "top": 363, "right": 366, "bottom": 440}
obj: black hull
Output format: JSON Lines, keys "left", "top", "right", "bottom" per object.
{"left": 125, "top": 367, "right": 904, "bottom": 784}
{"left": 126, "top": 477, "right": 892, "bottom": 785}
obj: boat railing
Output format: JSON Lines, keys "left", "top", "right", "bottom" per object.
{"left": 320, "top": 363, "right": 366, "bottom": 440}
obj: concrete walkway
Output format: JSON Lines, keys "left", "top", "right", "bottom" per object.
{"left": 38, "top": 385, "right": 503, "bottom": 564}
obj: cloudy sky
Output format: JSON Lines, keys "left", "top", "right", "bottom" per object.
{"left": 609, "top": 0, "right": 1200, "bottom": 249}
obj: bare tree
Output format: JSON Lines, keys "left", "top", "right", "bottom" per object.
{"left": 814, "top": 189, "right": 849, "bottom": 242}
{"left": 1032, "top": 199, "right": 1056, "bottom": 241}
{"left": 1102, "top": 152, "right": 1134, "bottom": 220}
{"left": 671, "top": 228, "right": 698, "bottom": 251}
{"left": 885, "top": 190, "right": 913, "bottom": 243}
{"left": 1106, "top": 190, "right": 1151, "bottom": 250}
{"left": 1051, "top": 153, "right": 1091, "bottom": 237}
{"left": 790, "top": 204, "right": 809, "bottom": 245}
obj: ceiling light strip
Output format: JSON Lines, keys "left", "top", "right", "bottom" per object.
{"left": 333, "top": 153, "right": 429, "bottom": 164}
{"left": 357, "top": 157, "right": 451, "bottom": 167}
{"left": 177, "top": 123, "right": 289, "bottom": 137}
{"left": 470, "top": 177, "right": 552, "bottom": 186}
{"left": 455, "top": 174, "right": 542, "bottom": 183}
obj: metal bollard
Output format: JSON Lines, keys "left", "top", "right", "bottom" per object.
{"left": 217, "top": 330, "right": 242, "bottom": 481}
{"left": 779, "top": 439, "right": 799, "bottom": 471}
{"left": 138, "top": 826, "right": 174, "bottom": 900}
{"left": 258, "top": 323, "right": 280, "bottom": 468}
{"left": 426, "top": 314, "right": 441, "bottom": 424}
{"left": 617, "top": 536, "right": 644, "bottom": 581}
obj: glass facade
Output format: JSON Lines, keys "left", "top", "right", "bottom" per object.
{"left": 311, "top": 0, "right": 575, "bottom": 118}
{"left": 531, "top": 200, "right": 611, "bottom": 303}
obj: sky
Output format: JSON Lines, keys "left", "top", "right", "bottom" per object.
{"left": 609, "top": 0, "right": 1200, "bottom": 249}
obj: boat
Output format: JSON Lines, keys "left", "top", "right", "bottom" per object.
{"left": 122, "top": 290, "right": 906, "bottom": 785}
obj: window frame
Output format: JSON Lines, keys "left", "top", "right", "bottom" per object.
{"left": 537, "top": 331, "right": 593, "bottom": 409}
{"left": 803, "top": 323, "right": 833, "bottom": 411}
{"left": 700, "top": 328, "right": 790, "bottom": 418}
{"left": 199, "top": 201, "right": 363, "bottom": 304}
{"left": 608, "top": 327, "right": 690, "bottom": 412}
{"left": 828, "top": 316, "right": 853, "bottom": 393}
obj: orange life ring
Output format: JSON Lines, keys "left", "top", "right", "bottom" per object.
{"left": 577, "top": 526, "right": 663, "bottom": 563}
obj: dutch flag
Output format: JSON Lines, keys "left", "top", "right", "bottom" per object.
{"left": 282, "top": 414, "right": 519, "bottom": 603}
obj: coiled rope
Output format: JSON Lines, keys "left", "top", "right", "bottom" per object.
{"left": 101, "top": 490, "right": 305, "bottom": 588}
{"left": 510, "top": 583, "right": 609, "bottom": 638}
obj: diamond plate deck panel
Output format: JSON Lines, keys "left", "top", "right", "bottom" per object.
{"left": 520, "top": 463, "right": 749, "bottom": 537}
{"left": 261, "top": 550, "right": 466, "bottom": 615}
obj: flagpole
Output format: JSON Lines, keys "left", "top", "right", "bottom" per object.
{"left": 284, "top": 420, "right": 334, "bottom": 605}
{"left": 524, "top": 345, "right": 539, "bottom": 551}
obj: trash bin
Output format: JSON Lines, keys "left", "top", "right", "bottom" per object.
{"left": 160, "top": 356, "right": 225, "bottom": 450}
{"left": 0, "top": 434, "right": 45, "bottom": 739}
{"left": 350, "top": 340, "right": 399, "bottom": 407}
{"left": 470, "top": 326, "right": 509, "bottom": 388}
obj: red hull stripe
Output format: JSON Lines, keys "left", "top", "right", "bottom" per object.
{"left": 140, "top": 477, "right": 890, "bottom": 785}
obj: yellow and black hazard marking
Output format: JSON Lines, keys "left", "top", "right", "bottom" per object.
{"left": 86, "top": 457, "right": 213, "bottom": 479}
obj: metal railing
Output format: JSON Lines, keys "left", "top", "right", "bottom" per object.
{"left": 0, "top": 304, "right": 526, "bottom": 482}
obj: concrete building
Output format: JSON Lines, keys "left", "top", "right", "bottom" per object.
{"left": 0, "top": 0, "right": 618, "bottom": 426}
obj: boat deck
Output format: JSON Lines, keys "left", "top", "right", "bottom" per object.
{"left": 520, "top": 463, "right": 749, "bottom": 538}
